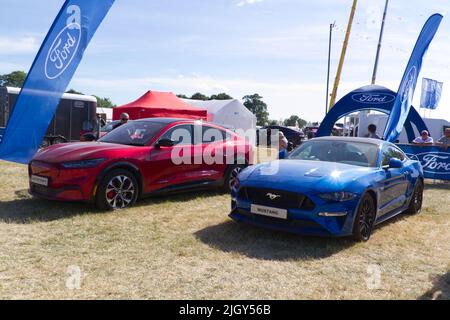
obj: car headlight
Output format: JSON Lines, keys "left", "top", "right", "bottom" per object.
{"left": 318, "top": 192, "right": 357, "bottom": 202}
{"left": 61, "top": 158, "right": 106, "bottom": 169}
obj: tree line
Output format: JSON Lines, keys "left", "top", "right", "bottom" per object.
{"left": 0, "top": 71, "right": 115, "bottom": 109}
{"left": 0, "top": 70, "right": 308, "bottom": 128}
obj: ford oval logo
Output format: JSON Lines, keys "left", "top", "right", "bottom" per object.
{"left": 351, "top": 93, "right": 396, "bottom": 105}
{"left": 406, "top": 152, "right": 450, "bottom": 175}
{"left": 45, "top": 22, "right": 81, "bottom": 80}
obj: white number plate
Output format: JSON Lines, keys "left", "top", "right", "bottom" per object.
{"left": 31, "top": 175, "right": 48, "bottom": 187}
{"left": 251, "top": 204, "right": 288, "bottom": 220}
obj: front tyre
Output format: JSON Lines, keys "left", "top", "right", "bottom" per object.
{"left": 96, "top": 169, "right": 139, "bottom": 210}
{"left": 353, "top": 193, "right": 376, "bottom": 242}
{"left": 405, "top": 180, "right": 424, "bottom": 215}
{"left": 223, "top": 164, "right": 246, "bottom": 192}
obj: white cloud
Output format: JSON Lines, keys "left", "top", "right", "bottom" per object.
{"left": 236, "top": 0, "right": 264, "bottom": 7}
{"left": 0, "top": 36, "right": 40, "bottom": 54}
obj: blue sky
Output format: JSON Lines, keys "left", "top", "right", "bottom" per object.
{"left": 0, "top": 0, "right": 449, "bottom": 122}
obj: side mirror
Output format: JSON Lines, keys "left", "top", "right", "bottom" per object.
{"left": 155, "top": 138, "right": 175, "bottom": 148}
{"left": 388, "top": 158, "right": 403, "bottom": 169}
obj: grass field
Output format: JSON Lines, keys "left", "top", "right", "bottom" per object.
{"left": 0, "top": 160, "right": 449, "bottom": 300}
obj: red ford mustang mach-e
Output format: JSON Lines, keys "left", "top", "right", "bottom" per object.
{"left": 29, "top": 118, "right": 252, "bottom": 210}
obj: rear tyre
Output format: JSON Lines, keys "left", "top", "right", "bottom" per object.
{"left": 353, "top": 193, "right": 376, "bottom": 242}
{"left": 223, "top": 164, "right": 246, "bottom": 192}
{"left": 96, "top": 169, "right": 139, "bottom": 210}
{"left": 405, "top": 180, "right": 424, "bottom": 215}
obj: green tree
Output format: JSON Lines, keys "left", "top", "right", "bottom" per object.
{"left": 176, "top": 94, "right": 189, "bottom": 99}
{"left": 283, "top": 115, "right": 307, "bottom": 128}
{"left": 268, "top": 119, "right": 279, "bottom": 126}
{"left": 66, "top": 88, "right": 84, "bottom": 94}
{"left": 210, "top": 93, "right": 233, "bottom": 100}
{"left": 243, "top": 93, "right": 269, "bottom": 126}
{"left": 94, "top": 96, "right": 116, "bottom": 109}
{"left": 190, "top": 92, "right": 210, "bottom": 101}
{"left": 0, "top": 71, "right": 27, "bottom": 87}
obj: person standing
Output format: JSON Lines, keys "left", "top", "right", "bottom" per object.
{"left": 364, "top": 124, "right": 381, "bottom": 139}
{"left": 113, "top": 113, "right": 130, "bottom": 130}
{"left": 278, "top": 131, "right": 289, "bottom": 159}
{"left": 412, "top": 130, "right": 434, "bottom": 145}
{"left": 436, "top": 128, "right": 450, "bottom": 150}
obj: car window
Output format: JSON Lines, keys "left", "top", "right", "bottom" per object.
{"left": 202, "top": 126, "right": 226, "bottom": 144}
{"left": 101, "top": 121, "right": 119, "bottom": 132}
{"left": 289, "top": 140, "right": 379, "bottom": 167}
{"left": 381, "top": 145, "right": 406, "bottom": 166}
{"left": 159, "top": 124, "right": 193, "bottom": 146}
{"left": 99, "top": 121, "right": 167, "bottom": 146}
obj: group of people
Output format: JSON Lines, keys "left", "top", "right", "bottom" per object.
{"left": 364, "top": 124, "right": 450, "bottom": 150}
{"left": 411, "top": 128, "right": 450, "bottom": 150}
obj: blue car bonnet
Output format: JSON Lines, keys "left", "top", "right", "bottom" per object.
{"left": 241, "top": 160, "right": 373, "bottom": 194}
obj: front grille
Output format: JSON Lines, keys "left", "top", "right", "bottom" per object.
{"left": 31, "top": 184, "right": 52, "bottom": 197}
{"left": 238, "top": 187, "right": 315, "bottom": 211}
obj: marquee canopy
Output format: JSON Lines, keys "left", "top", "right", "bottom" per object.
{"left": 113, "top": 91, "right": 208, "bottom": 121}
{"left": 183, "top": 99, "right": 256, "bottom": 132}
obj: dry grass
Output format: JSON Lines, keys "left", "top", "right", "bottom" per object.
{"left": 0, "top": 160, "right": 449, "bottom": 300}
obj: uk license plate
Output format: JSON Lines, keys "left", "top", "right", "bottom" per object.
{"left": 31, "top": 175, "right": 49, "bottom": 187}
{"left": 251, "top": 204, "right": 288, "bottom": 220}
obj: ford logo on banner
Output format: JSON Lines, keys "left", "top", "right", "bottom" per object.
{"left": 0, "top": 0, "right": 115, "bottom": 164}
{"left": 351, "top": 93, "right": 396, "bottom": 105}
{"left": 407, "top": 152, "right": 450, "bottom": 176}
{"left": 45, "top": 7, "right": 82, "bottom": 80}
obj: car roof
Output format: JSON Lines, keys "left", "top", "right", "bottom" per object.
{"left": 264, "top": 125, "right": 299, "bottom": 132}
{"left": 311, "top": 136, "right": 386, "bottom": 146}
{"left": 134, "top": 117, "right": 193, "bottom": 124}
{"left": 132, "top": 117, "right": 229, "bottom": 129}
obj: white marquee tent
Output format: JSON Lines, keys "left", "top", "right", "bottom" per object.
{"left": 183, "top": 99, "right": 257, "bottom": 132}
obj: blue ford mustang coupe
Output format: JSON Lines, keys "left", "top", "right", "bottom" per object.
{"left": 230, "top": 137, "right": 424, "bottom": 241}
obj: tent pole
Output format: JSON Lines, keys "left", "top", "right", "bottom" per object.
{"left": 371, "top": 0, "right": 389, "bottom": 85}
{"left": 329, "top": 0, "right": 358, "bottom": 111}
{"left": 326, "top": 22, "right": 336, "bottom": 116}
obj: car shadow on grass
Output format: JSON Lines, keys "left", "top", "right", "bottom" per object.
{"left": 135, "top": 189, "right": 225, "bottom": 208}
{"left": 419, "top": 270, "right": 450, "bottom": 300}
{"left": 0, "top": 188, "right": 225, "bottom": 224}
{"left": 195, "top": 220, "right": 355, "bottom": 261}
{"left": 424, "top": 181, "right": 450, "bottom": 190}
{"left": 0, "top": 189, "right": 103, "bottom": 224}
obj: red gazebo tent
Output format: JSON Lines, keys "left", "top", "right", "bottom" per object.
{"left": 113, "top": 90, "right": 208, "bottom": 121}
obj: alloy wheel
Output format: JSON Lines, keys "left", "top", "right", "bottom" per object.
{"left": 228, "top": 166, "right": 243, "bottom": 190}
{"left": 105, "top": 175, "right": 136, "bottom": 209}
{"left": 413, "top": 183, "right": 424, "bottom": 213}
{"left": 359, "top": 196, "right": 375, "bottom": 241}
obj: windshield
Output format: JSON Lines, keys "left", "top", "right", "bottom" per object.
{"left": 289, "top": 140, "right": 379, "bottom": 167}
{"left": 101, "top": 121, "right": 119, "bottom": 133}
{"left": 99, "top": 121, "right": 167, "bottom": 146}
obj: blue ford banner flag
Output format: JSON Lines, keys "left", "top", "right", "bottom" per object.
{"left": 384, "top": 14, "right": 443, "bottom": 143}
{"left": 0, "top": 0, "right": 115, "bottom": 164}
{"left": 399, "top": 145, "right": 450, "bottom": 181}
{"left": 420, "top": 77, "right": 443, "bottom": 110}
